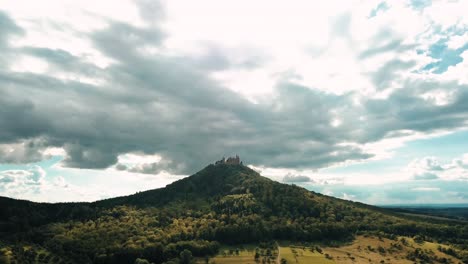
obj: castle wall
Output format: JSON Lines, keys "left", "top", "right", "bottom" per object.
{"left": 216, "top": 155, "right": 241, "bottom": 165}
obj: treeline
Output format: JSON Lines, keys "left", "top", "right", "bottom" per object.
{"left": 0, "top": 197, "right": 98, "bottom": 233}
{"left": 93, "top": 240, "right": 219, "bottom": 264}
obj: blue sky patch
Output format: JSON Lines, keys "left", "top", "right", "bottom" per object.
{"left": 423, "top": 39, "right": 468, "bottom": 74}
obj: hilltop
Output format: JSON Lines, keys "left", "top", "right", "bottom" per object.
{"left": 0, "top": 160, "right": 467, "bottom": 264}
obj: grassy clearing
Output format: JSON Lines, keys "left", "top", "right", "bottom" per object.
{"left": 4, "top": 236, "right": 460, "bottom": 264}
{"left": 204, "top": 255, "right": 256, "bottom": 264}
{"left": 279, "top": 245, "right": 334, "bottom": 264}
{"left": 198, "top": 244, "right": 278, "bottom": 264}
{"left": 201, "top": 244, "right": 333, "bottom": 264}
{"left": 322, "top": 235, "right": 462, "bottom": 264}
{"left": 200, "top": 236, "right": 463, "bottom": 264}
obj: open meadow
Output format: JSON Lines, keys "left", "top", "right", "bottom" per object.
{"left": 197, "top": 236, "right": 464, "bottom": 264}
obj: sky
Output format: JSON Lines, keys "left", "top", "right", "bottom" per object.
{"left": 0, "top": 0, "right": 468, "bottom": 205}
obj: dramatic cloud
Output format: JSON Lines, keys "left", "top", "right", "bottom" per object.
{"left": 0, "top": 7, "right": 377, "bottom": 173}
{"left": 0, "top": 139, "right": 50, "bottom": 164}
{"left": 282, "top": 174, "right": 312, "bottom": 183}
{"left": 0, "top": 1, "right": 468, "bottom": 203}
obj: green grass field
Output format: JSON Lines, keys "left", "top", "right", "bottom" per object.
{"left": 198, "top": 236, "right": 464, "bottom": 264}
{"left": 5, "top": 236, "right": 462, "bottom": 264}
{"left": 201, "top": 245, "right": 332, "bottom": 264}
{"left": 199, "top": 244, "right": 277, "bottom": 264}
{"left": 206, "top": 255, "right": 257, "bottom": 264}
{"left": 321, "top": 235, "right": 462, "bottom": 264}
{"left": 196, "top": 245, "right": 254, "bottom": 263}
{"left": 279, "top": 246, "right": 334, "bottom": 264}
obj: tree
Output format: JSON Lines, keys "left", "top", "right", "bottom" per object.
{"left": 254, "top": 251, "right": 260, "bottom": 262}
{"left": 143, "top": 244, "right": 164, "bottom": 263}
{"left": 180, "top": 249, "right": 193, "bottom": 264}
{"left": 0, "top": 255, "right": 9, "bottom": 264}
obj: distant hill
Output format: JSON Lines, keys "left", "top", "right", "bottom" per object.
{"left": 382, "top": 206, "right": 468, "bottom": 222}
{"left": 1, "top": 162, "right": 467, "bottom": 264}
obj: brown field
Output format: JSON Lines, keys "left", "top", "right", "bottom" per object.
{"left": 279, "top": 245, "right": 334, "bottom": 264}
{"left": 322, "top": 235, "right": 462, "bottom": 264}
{"left": 198, "top": 235, "right": 463, "bottom": 264}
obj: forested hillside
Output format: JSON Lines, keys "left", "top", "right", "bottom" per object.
{"left": 1, "top": 164, "right": 467, "bottom": 264}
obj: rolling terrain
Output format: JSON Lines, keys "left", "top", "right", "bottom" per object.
{"left": 383, "top": 206, "right": 468, "bottom": 222}
{"left": 0, "top": 163, "right": 467, "bottom": 264}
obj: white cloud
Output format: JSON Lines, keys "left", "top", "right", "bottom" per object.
{"left": 42, "top": 147, "right": 66, "bottom": 157}
{"left": 421, "top": 89, "right": 455, "bottom": 106}
{"left": 0, "top": 166, "right": 46, "bottom": 196}
{"left": 52, "top": 176, "right": 69, "bottom": 188}
{"left": 342, "top": 192, "right": 357, "bottom": 200}
{"left": 10, "top": 55, "right": 49, "bottom": 73}
{"left": 0, "top": 160, "right": 183, "bottom": 202}
{"left": 117, "top": 153, "right": 162, "bottom": 165}
{"left": 406, "top": 154, "right": 468, "bottom": 181}
{"left": 423, "top": 1, "right": 468, "bottom": 31}
{"left": 447, "top": 33, "right": 468, "bottom": 50}
{"left": 412, "top": 187, "right": 440, "bottom": 192}
{"left": 1, "top": 0, "right": 126, "bottom": 71}
{"left": 158, "top": 0, "right": 465, "bottom": 106}
{"left": 443, "top": 50, "right": 468, "bottom": 85}
{"left": 250, "top": 164, "right": 407, "bottom": 186}
{"left": 113, "top": 152, "right": 189, "bottom": 175}
{"left": 408, "top": 156, "right": 443, "bottom": 172}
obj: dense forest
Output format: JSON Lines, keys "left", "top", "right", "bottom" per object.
{"left": 1, "top": 164, "right": 467, "bottom": 264}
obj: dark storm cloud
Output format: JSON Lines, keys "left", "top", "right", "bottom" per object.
{"left": 0, "top": 97, "right": 49, "bottom": 142}
{"left": 360, "top": 80, "right": 468, "bottom": 143}
{"left": 127, "top": 159, "right": 186, "bottom": 175}
{"left": 0, "top": 139, "right": 49, "bottom": 164}
{"left": 370, "top": 59, "right": 417, "bottom": 90}
{"left": 0, "top": 10, "right": 267, "bottom": 172}
{"left": 283, "top": 174, "right": 312, "bottom": 183}
{"left": 92, "top": 21, "right": 166, "bottom": 61}
{"left": 1, "top": 8, "right": 468, "bottom": 175}
{"left": 20, "top": 47, "right": 105, "bottom": 78}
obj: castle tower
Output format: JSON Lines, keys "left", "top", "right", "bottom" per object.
{"left": 218, "top": 155, "right": 241, "bottom": 165}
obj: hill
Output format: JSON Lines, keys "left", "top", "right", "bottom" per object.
{"left": 1, "top": 162, "right": 467, "bottom": 264}
{"left": 383, "top": 206, "right": 468, "bottom": 222}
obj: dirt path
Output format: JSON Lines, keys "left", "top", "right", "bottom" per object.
{"left": 276, "top": 241, "right": 281, "bottom": 264}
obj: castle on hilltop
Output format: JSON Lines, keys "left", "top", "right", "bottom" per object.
{"left": 215, "top": 155, "right": 242, "bottom": 165}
